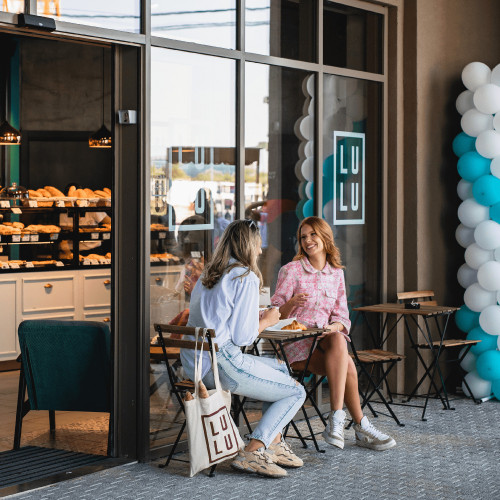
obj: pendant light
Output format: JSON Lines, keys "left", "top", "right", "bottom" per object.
{"left": 0, "top": 42, "right": 20, "bottom": 146}
{"left": 0, "top": 120, "right": 21, "bottom": 145}
{"left": 89, "top": 48, "right": 112, "bottom": 148}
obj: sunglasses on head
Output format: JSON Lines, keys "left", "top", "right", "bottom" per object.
{"left": 243, "top": 218, "right": 258, "bottom": 231}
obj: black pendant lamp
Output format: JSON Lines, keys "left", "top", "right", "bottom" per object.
{"left": 0, "top": 120, "right": 21, "bottom": 145}
{"left": 89, "top": 49, "right": 112, "bottom": 148}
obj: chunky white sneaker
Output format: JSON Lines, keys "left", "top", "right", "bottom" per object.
{"left": 266, "top": 439, "right": 304, "bottom": 468}
{"left": 353, "top": 416, "right": 396, "bottom": 451}
{"left": 231, "top": 447, "right": 288, "bottom": 478}
{"left": 321, "top": 409, "right": 346, "bottom": 449}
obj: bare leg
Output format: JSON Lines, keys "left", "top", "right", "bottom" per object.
{"left": 292, "top": 333, "right": 363, "bottom": 423}
{"left": 246, "top": 433, "right": 281, "bottom": 452}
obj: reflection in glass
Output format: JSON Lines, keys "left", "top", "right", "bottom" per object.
{"left": 322, "top": 74, "right": 382, "bottom": 312}
{"left": 149, "top": 48, "right": 235, "bottom": 449}
{"left": 152, "top": 0, "right": 236, "bottom": 49}
{"left": 245, "top": 63, "right": 314, "bottom": 291}
{"left": 1, "top": 0, "right": 22, "bottom": 13}
{"left": 41, "top": 0, "right": 140, "bottom": 33}
{"left": 323, "top": 1, "right": 383, "bottom": 73}
{"left": 246, "top": 0, "right": 316, "bottom": 62}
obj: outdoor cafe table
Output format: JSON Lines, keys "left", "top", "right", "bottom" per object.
{"left": 257, "top": 327, "right": 327, "bottom": 452}
{"left": 351, "top": 303, "right": 459, "bottom": 421}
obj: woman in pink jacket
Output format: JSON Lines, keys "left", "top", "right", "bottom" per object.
{"left": 272, "top": 216, "right": 396, "bottom": 451}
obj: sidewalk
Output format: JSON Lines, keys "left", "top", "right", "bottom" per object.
{"left": 8, "top": 397, "right": 500, "bottom": 500}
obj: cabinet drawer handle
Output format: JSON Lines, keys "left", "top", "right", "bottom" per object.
{"left": 103, "top": 318, "right": 110, "bottom": 322}
{"left": 44, "top": 283, "right": 53, "bottom": 289}
{"left": 103, "top": 279, "right": 111, "bottom": 285}
{"left": 155, "top": 277, "right": 162, "bottom": 282}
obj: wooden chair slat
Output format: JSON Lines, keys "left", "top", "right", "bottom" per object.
{"left": 150, "top": 346, "right": 181, "bottom": 359}
{"left": 397, "top": 290, "right": 435, "bottom": 301}
{"left": 154, "top": 324, "right": 216, "bottom": 338}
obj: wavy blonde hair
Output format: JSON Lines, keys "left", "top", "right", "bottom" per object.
{"left": 293, "top": 216, "right": 343, "bottom": 268}
{"left": 201, "top": 219, "right": 263, "bottom": 290}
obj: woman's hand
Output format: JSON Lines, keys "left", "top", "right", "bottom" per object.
{"left": 318, "top": 322, "right": 344, "bottom": 339}
{"left": 279, "top": 293, "right": 309, "bottom": 318}
{"left": 258, "top": 307, "right": 281, "bottom": 332}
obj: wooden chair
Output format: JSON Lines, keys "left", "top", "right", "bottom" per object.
{"left": 397, "top": 291, "right": 482, "bottom": 404}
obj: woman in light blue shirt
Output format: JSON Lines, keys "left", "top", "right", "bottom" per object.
{"left": 180, "top": 219, "right": 306, "bottom": 478}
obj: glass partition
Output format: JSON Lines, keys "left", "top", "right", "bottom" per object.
{"left": 245, "top": 0, "right": 316, "bottom": 62}
{"left": 152, "top": 0, "right": 236, "bottom": 49}
{"left": 44, "top": 0, "right": 140, "bottom": 33}
{"left": 245, "top": 63, "right": 315, "bottom": 292}
{"left": 149, "top": 48, "right": 235, "bottom": 449}
{"left": 1, "top": 1, "right": 23, "bottom": 13}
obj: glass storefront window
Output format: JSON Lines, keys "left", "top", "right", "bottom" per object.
{"left": 1, "top": 1, "right": 22, "bottom": 13}
{"left": 43, "top": 0, "right": 140, "bottom": 33}
{"left": 245, "top": 63, "right": 315, "bottom": 291}
{"left": 245, "top": 0, "right": 316, "bottom": 62}
{"left": 151, "top": 1, "right": 236, "bottom": 49}
{"left": 149, "top": 48, "right": 235, "bottom": 449}
{"left": 322, "top": 74, "right": 382, "bottom": 312}
{"left": 323, "top": 1, "right": 383, "bottom": 74}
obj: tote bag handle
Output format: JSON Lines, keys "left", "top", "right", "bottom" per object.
{"left": 193, "top": 327, "right": 222, "bottom": 395}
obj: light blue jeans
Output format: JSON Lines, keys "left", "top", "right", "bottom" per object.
{"left": 203, "top": 341, "right": 306, "bottom": 448}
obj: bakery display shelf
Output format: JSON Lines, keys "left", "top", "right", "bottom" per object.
{"left": 150, "top": 257, "right": 183, "bottom": 266}
{"left": 0, "top": 205, "right": 112, "bottom": 214}
{"left": 150, "top": 230, "right": 170, "bottom": 240}
{"left": 0, "top": 260, "right": 69, "bottom": 272}
{"left": 0, "top": 233, "right": 60, "bottom": 244}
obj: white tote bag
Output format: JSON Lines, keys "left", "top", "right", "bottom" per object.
{"left": 185, "top": 328, "right": 244, "bottom": 477}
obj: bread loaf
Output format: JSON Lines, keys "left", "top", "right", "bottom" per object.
{"left": 94, "top": 190, "right": 109, "bottom": 198}
{"left": 37, "top": 188, "right": 52, "bottom": 197}
{"left": 103, "top": 187, "right": 111, "bottom": 195}
{"left": 198, "top": 381, "right": 210, "bottom": 398}
{"left": 44, "top": 186, "right": 64, "bottom": 197}
{"left": 67, "top": 185, "right": 76, "bottom": 197}
{"left": 184, "top": 391, "right": 194, "bottom": 401}
{"left": 75, "top": 189, "right": 87, "bottom": 198}
{"left": 84, "top": 188, "right": 95, "bottom": 197}
{"left": 28, "top": 189, "right": 41, "bottom": 198}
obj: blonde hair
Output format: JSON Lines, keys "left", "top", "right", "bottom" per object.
{"left": 201, "top": 219, "right": 263, "bottom": 290}
{"left": 293, "top": 216, "right": 343, "bottom": 268}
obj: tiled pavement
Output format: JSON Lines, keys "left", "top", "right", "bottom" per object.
{"left": 8, "top": 397, "right": 500, "bottom": 500}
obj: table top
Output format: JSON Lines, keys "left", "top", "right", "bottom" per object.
{"left": 259, "top": 328, "right": 326, "bottom": 341}
{"left": 353, "top": 303, "right": 459, "bottom": 316}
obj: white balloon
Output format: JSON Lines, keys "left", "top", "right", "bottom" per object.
{"left": 479, "top": 304, "right": 500, "bottom": 335}
{"left": 295, "top": 160, "right": 305, "bottom": 181}
{"left": 456, "top": 224, "right": 475, "bottom": 248}
{"left": 456, "top": 90, "right": 475, "bottom": 115}
{"left": 476, "top": 129, "right": 500, "bottom": 158}
{"left": 464, "top": 243, "right": 493, "bottom": 269}
{"left": 490, "top": 63, "right": 500, "bottom": 87}
{"left": 477, "top": 261, "right": 500, "bottom": 291}
{"left": 473, "top": 84, "right": 500, "bottom": 114}
{"left": 305, "top": 182, "right": 314, "bottom": 199}
{"left": 457, "top": 198, "right": 490, "bottom": 228}
{"left": 457, "top": 263, "right": 477, "bottom": 289}
{"left": 457, "top": 179, "right": 473, "bottom": 201}
{"left": 494, "top": 113, "right": 500, "bottom": 131}
{"left": 460, "top": 109, "right": 493, "bottom": 137}
{"left": 304, "top": 141, "right": 314, "bottom": 158}
{"left": 299, "top": 115, "right": 314, "bottom": 140}
{"left": 459, "top": 347, "right": 476, "bottom": 372}
{"left": 490, "top": 156, "right": 500, "bottom": 179}
{"left": 495, "top": 247, "right": 500, "bottom": 261}
{"left": 462, "top": 370, "right": 492, "bottom": 399}
{"left": 323, "top": 199, "right": 333, "bottom": 222}
{"left": 474, "top": 220, "right": 500, "bottom": 250}
{"left": 462, "top": 62, "right": 491, "bottom": 92}
{"left": 464, "top": 282, "right": 497, "bottom": 312}
{"left": 301, "top": 156, "right": 314, "bottom": 181}
{"left": 304, "top": 74, "right": 314, "bottom": 97}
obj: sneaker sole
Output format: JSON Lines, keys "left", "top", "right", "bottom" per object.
{"left": 231, "top": 461, "right": 288, "bottom": 478}
{"left": 273, "top": 459, "right": 304, "bottom": 468}
{"left": 355, "top": 438, "right": 396, "bottom": 451}
{"left": 322, "top": 430, "right": 344, "bottom": 449}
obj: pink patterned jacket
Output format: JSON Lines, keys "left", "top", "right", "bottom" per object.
{"left": 271, "top": 257, "right": 351, "bottom": 364}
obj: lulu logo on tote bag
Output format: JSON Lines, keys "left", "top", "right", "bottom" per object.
{"left": 185, "top": 328, "right": 244, "bottom": 476}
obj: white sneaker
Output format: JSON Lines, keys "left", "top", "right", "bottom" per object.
{"left": 353, "top": 416, "right": 396, "bottom": 451}
{"left": 322, "top": 409, "right": 346, "bottom": 449}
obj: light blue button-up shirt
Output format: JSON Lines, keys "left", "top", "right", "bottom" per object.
{"left": 180, "top": 260, "right": 260, "bottom": 381}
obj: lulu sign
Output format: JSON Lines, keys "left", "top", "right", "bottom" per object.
{"left": 333, "top": 131, "right": 365, "bottom": 225}
{"left": 202, "top": 406, "right": 240, "bottom": 463}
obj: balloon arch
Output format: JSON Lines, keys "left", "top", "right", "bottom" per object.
{"left": 455, "top": 62, "right": 500, "bottom": 400}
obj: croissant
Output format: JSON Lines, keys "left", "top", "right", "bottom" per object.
{"left": 282, "top": 320, "right": 307, "bottom": 331}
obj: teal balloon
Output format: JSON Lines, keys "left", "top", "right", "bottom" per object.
{"left": 303, "top": 199, "right": 314, "bottom": 218}
{"left": 455, "top": 305, "right": 480, "bottom": 332}
{"left": 472, "top": 175, "right": 500, "bottom": 206}
{"left": 295, "top": 199, "right": 306, "bottom": 219}
{"left": 457, "top": 151, "right": 491, "bottom": 182}
{"left": 476, "top": 350, "right": 500, "bottom": 381}
{"left": 323, "top": 154, "right": 334, "bottom": 178}
{"left": 490, "top": 201, "right": 500, "bottom": 224}
{"left": 323, "top": 177, "right": 333, "bottom": 202}
{"left": 467, "top": 327, "right": 499, "bottom": 355}
{"left": 298, "top": 181, "right": 307, "bottom": 199}
{"left": 492, "top": 379, "right": 500, "bottom": 400}
{"left": 352, "top": 120, "right": 366, "bottom": 133}
{"left": 453, "top": 132, "right": 476, "bottom": 157}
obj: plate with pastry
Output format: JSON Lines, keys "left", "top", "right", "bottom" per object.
{"left": 265, "top": 318, "right": 310, "bottom": 332}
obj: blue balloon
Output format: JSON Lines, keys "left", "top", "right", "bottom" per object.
{"left": 295, "top": 199, "right": 306, "bottom": 219}
{"left": 323, "top": 155, "right": 334, "bottom": 178}
{"left": 467, "top": 327, "right": 499, "bottom": 355}
{"left": 323, "top": 177, "right": 333, "bottom": 203}
{"left": 455, "top": 305, "right": 480, "bottom": 332}
{"left": 490, "top": 201, "right": 500, "bottom": 224}
{"left": 492, "top": 379, "right": 500, "bottom": 400}
{"left": 472, "top": 175, "right": 500, "bottom": 206}
{"left": 476, "top": 350, "right": 500, "bottom": 381}
{"left": 453, "top": 132, "right": 476, "bottom": 157}
{"left": 457, "top": 152, "right": 491, "bottom": 182}
{"left": 303, "top": 199, "right": 314, "bottom": 218}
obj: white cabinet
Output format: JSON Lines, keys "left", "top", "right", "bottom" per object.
{"left": 22, "top": 275, "right": 76, "bottom": 314}
{"left": 0, "top": 279, "right": 19, "bottom": 361}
